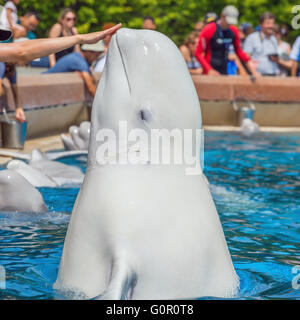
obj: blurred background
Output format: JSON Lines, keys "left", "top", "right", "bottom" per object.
{"left": 15, "top": 0, "right": 300, "bottom": 45}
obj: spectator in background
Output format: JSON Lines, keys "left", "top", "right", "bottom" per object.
{"left": 194, "top": 21, "right": 204, "bottom": 34}
{"left": 0, "top": 1, "right": 22, "bottom": 120}
{"left": 0, "top": 0, "right": 23, "bottom": 41}
{"left": 203, "top": 12, "right": 218, "bottom": 25}
{"left": 195, "top": 5, "right": 257, "bottom": 77}
{"left": 289, "top": 36, "right": 300, "bottom": 77}
{"left": 0, "top": 60, "right": 16, "bottom": 89}
{"left": 0, "top": 24, "right": 122, "bottom": 121}
{"left": 227, "top": 45, "right": 248, "bottom": 76}
{"left": 44, "top": 41, "right": 104, "bottom": 97}
{"left": 91, "top": 41, "right": 105, "bottom": 73}
{"left": 17, "top": 12, "right": 50, "bottom": 68}
{"left": 93, "top": 23, "right": 116, "bottom": 73}
{"left": 48, "top": 8, "right": 79, "bottom": 67}
{"left": 274, "top": 24, "right": 290, "bottom": 57}
{"left": 238, "top": 23, "right": 253, "bottom": 45}
{"left": 243, "top": 12, "right": 288, "bottom": 76}
{"left": 14, "top": 11, "right": 40, "bottom": 41}
{"left": 142, "top": 16, "right": 156, "bottom": 30}
{"left": 273, "top": 24, "right": 291, "bottom": 76}
{"left": 227, "top": 22, "right": 253, "bottom": 76}
{"left": 227, "top": 23, "right": 253, "bottom": 76}
{"left": 14, "top": 12, "right": 44, "bottom": 67}
{"left": 179, "top": 31, "right": 202, "bottom": 75}
{"left": 0, "top": 60, "right": 22, "bottom": 120}
{"left": 0, "top": 24, "right": 121, "bottom": 121}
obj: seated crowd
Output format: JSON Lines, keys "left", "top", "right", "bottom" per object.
{"left": 181, "top": 6, "right": 297, "bottom": 78}
{"left": 1, "top": 1, "right": 300, "bottom": 122}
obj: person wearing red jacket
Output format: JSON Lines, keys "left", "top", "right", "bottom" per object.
{"left": 195, "top": 5, "right": 258, "bottom": 77}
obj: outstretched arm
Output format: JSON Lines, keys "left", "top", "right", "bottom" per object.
{"left": 0, "top": 24, "right": 122, "bottom": 64}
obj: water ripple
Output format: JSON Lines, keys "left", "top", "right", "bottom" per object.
{"left": 0, "top": 133, "right": 300, "bottom": 299}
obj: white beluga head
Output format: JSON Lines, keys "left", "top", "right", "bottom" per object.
{"left": 78, "top": 121, "right": 91, "bottom": 142}
{"left": 0, "top": 148, "right": 87, "bottom": 161}
{"left": 31, "top": 148, "right": 47, "bottom": 161}
{"left": 0, "top": 170, "right": 48, "bottom": 212}
{"left": 88, "top": 28, "right": 202, "bottom": 168}
{"left": 5, "top": 155, "right": 83, "bottom": 187}
{"left": 241, "top": 118, "right": 260, "bottom": 137}
{"left": 55, "top": 28, "right": 239, "bottom": 300}
{"left": 61, "top": 121, "right": 91, "bottom": 151}
{"left": 29, "top": 158, "right": 84, "bottom": 186}
{"left": 7, "top": 160, "right": 57, "bottom": 187}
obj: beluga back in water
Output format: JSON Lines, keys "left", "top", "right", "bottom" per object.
{"left": 54, "top": 28, "right": 239, "bottom": 299}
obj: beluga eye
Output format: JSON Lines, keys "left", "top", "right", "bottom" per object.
{"left": 139, "top": 109, "right": 152, "bottom": 122}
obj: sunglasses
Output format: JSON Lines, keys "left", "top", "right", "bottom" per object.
{"left": 66, "top": 17, "right": 76, "bottom": 22}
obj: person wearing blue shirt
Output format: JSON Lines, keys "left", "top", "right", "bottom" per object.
{"left": 243, "top": 12, "right": 279, "bottom": 76}
{"left": 15, "top": 12, "right": 40, "bottom": 40}
{"left": 44, "top": 40, "right": 105, "bottom": 97}
{"left": 290, "top": 36, "right": 300, "bottom": 77}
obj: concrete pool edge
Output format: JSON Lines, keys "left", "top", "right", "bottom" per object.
{"left": 203, "top": 125, "right": 300, "bottom": 132}
{"left": 1, "top": 74, "right": 300, "bottom": 129}
{"left": 0, "top": 134, "right": 64, "bottom": 165}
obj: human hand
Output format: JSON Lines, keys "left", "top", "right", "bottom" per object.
{"left": 268, "top": 54, "right": 279, "bottom": 63}
{"left": 15, "top": 107, "right": 26, "bottom": 122}
{"left": 77, "top": 24, "right": 122, "bottom": 45}
{"left": 208, "top": 69, "right": 220, "bottom": 76}
{"left": 249, "top": 71, "right": 262, "bottom": 83}
{"left": 248, "top": 59, "right": 258, "bottom": 71}
{"left": 14, "top": 25, "right": 27, "bottom": 38}
{"left": 252, "top": 71, "right": 262, "bottom": 79}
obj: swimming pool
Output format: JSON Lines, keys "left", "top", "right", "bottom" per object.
{"left": 0, "top": 131, "right": 299, "bottom": 300}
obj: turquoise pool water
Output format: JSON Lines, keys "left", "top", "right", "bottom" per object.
{"left": 0, "top": 132, "right": 299, "bottom": 300}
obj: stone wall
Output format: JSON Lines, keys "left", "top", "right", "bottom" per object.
{"left": 192, "top": 75, "right": 300, "bottom": 103}
{"left": 1, "top": 73, "right": 300, "bottom": 128}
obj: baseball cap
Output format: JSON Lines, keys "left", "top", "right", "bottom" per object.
{"left": 81, "top": 40, "right": 105, "bottom": 52}
{"left": 204, "top": 12, "right": 218, "bottom": 24}
{"left": 0, "top": 27, "right": 12, "bottom": 41}
{"left": 222, "top": 5, "right": 239, "bottom": 25}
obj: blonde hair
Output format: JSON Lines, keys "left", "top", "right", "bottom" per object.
{"left": 183, "top": 31, "right": 199, "bottom": 46}
{"left": 58, "top": 8, "right": 76, "bottom": 25}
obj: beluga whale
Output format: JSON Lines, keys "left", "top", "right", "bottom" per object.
{"left": 0, "top": 170, "right": 48, "bottom": 212}
{"left": 54, "top": 28, "right": 239, "bottom": 299}
{"left": 1, "top": 149, "right": 85, "bottom": 186}
{"left": 61, "top": 121, "right": 91, "bottom": 151}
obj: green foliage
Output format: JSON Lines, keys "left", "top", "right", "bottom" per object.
{"left": 3, "top": 0, "right": 300, "bottom": 45}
